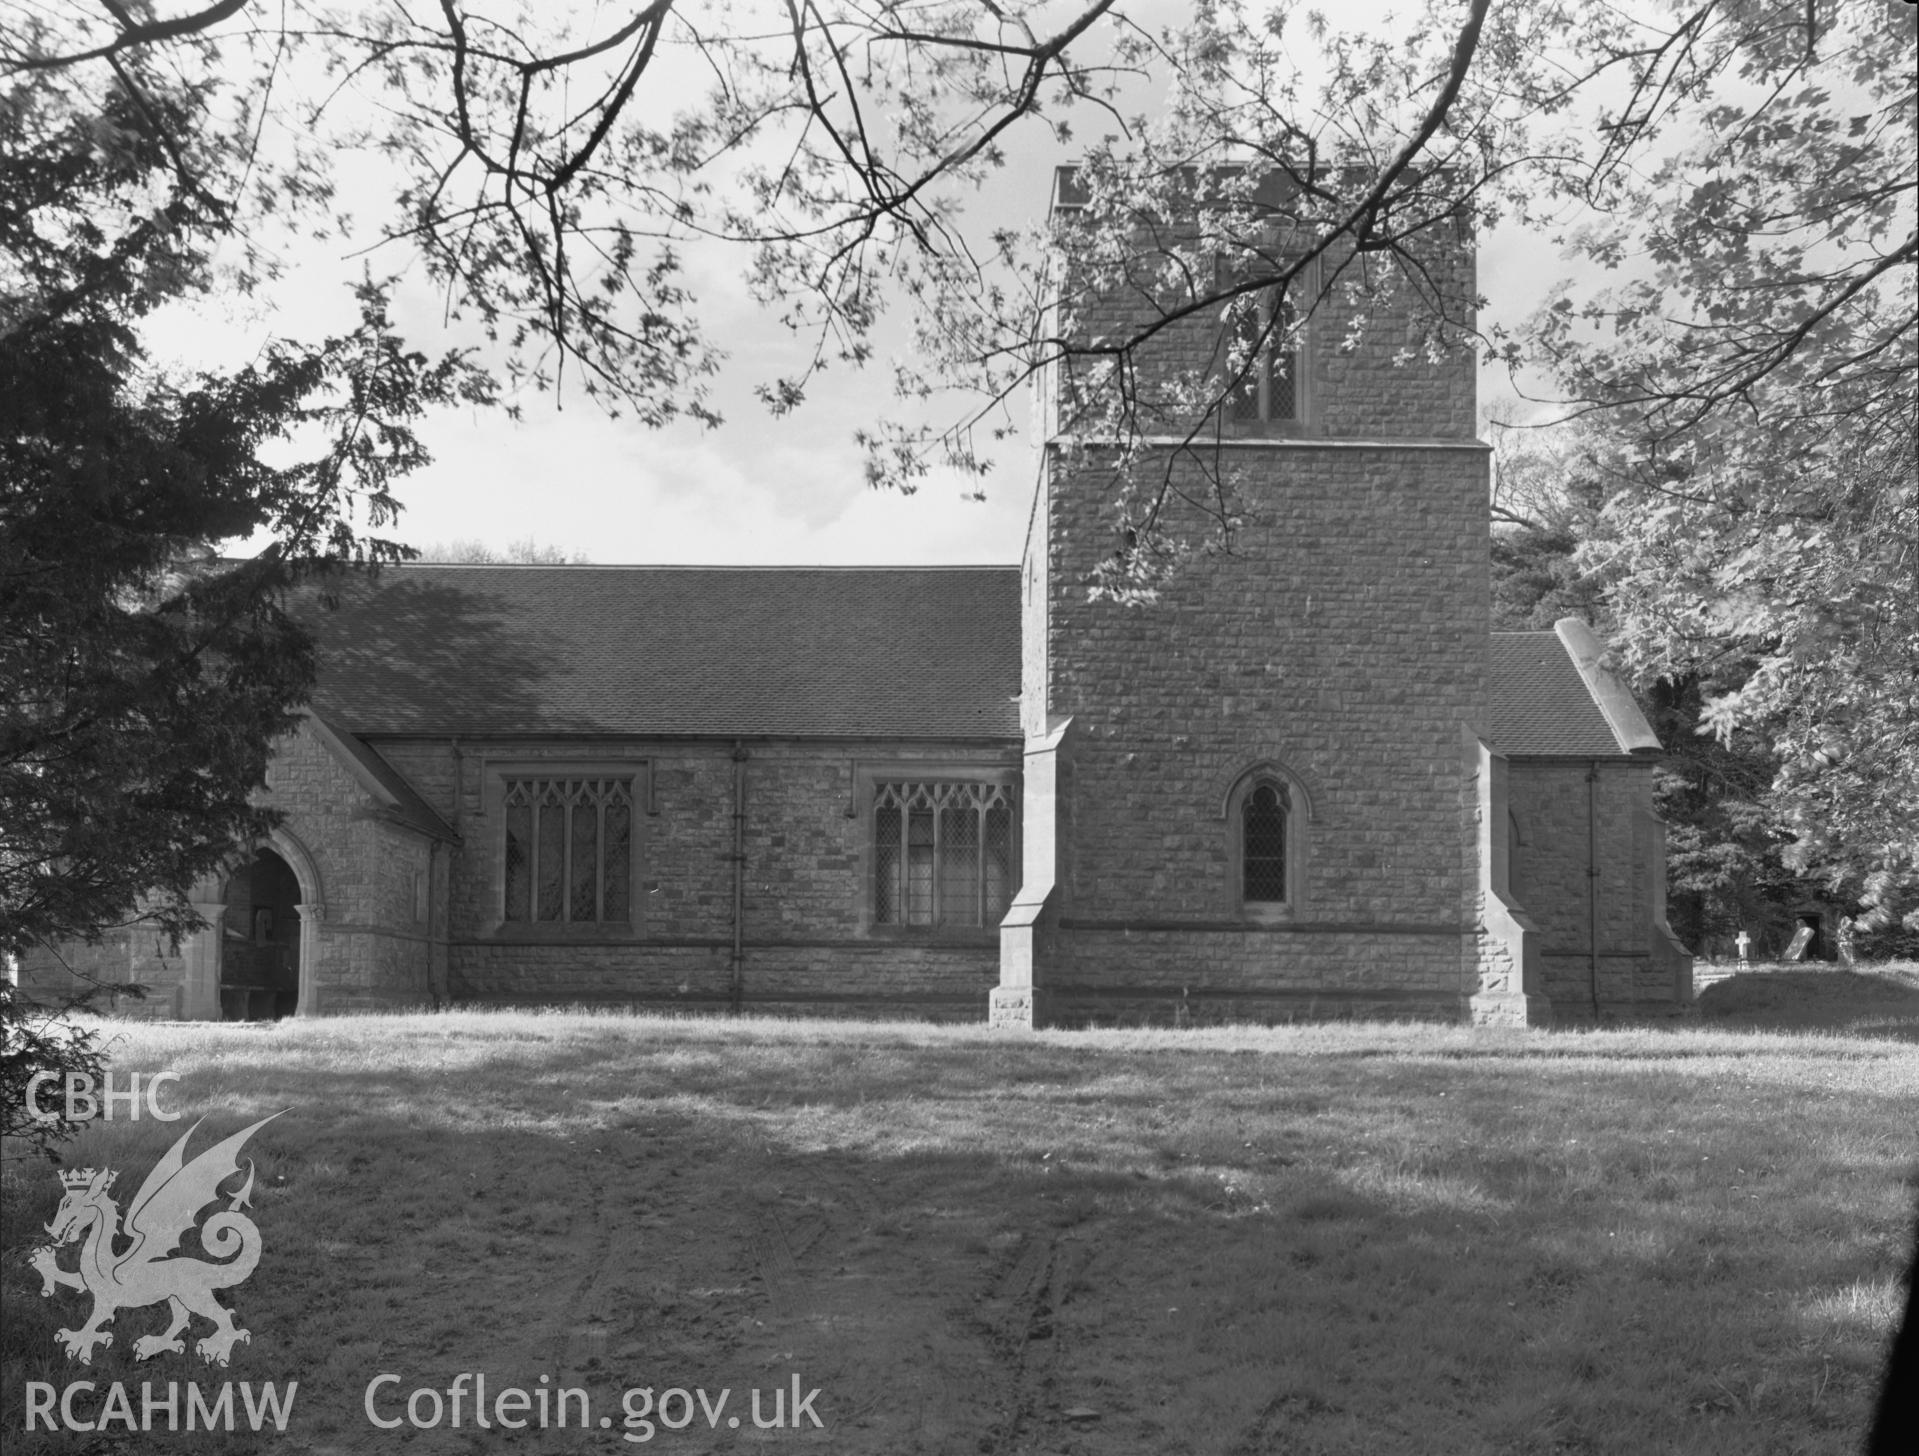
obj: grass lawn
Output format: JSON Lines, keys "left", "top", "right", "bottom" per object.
{"left": 3, "top": 966, "right": 1915, "bottom": 1455}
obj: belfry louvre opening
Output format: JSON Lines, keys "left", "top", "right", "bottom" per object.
{"left": 1228, "top": 291, "right": 1300, "bottom": 424}
{"left": 874, "top": 781, "right": 1014, "bottom": 928}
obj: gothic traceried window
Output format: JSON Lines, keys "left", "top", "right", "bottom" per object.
{"left": 503, "top": 778, "right": 633, "bottom": 924}
{"left": 1216, "top": 244, "right": 1311, "bottom": 431}
{"left": 873, "top": 781, "right": 1015, "bottom": 928}
{"left": 1241, "top": 782, "right": 1289, "bottom": 904}
{"left": 1227, "top": 289, "right": 1300, "bottom": 425}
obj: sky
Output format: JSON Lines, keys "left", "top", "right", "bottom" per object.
{"left": 139, "top": 1, "right": 1571, "bottom": 569}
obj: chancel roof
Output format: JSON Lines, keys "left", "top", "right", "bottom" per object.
{"left": 1490, "top": 625, "right": 1660, "bottom": 758}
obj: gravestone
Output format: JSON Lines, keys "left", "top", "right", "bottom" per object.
{"left": 1784, "top": 925, "right": 1815, "bottom": 962}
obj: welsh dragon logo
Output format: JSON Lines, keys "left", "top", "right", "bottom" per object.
{"left": 30, "top": 1113, "right": 284, "bottom": 1366}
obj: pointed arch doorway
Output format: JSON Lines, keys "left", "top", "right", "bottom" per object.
{"left": 221, "top": 847, "right": 302, "bottom": 1020}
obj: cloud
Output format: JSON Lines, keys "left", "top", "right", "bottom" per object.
{"left": 399, "top": 402, "right": 1030, "bottom": 565}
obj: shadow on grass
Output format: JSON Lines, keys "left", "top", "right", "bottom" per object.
{"left": 1, "top": 1082, "right": 1392, "bottom": 1456}
{"left": 1698, "top": 968, "right": 1919, "bottom": 1041}
{"left": 2, "top": 1020, "right": 1912, "bottom": 1456}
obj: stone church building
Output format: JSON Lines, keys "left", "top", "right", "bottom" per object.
{"left": 25, "top": 176, "right": 1693, "bottom": 1026}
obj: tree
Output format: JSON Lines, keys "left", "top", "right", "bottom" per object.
{"left": 1578, "top": 414, "right": 1917, "bottom": 926}
{"left": 1523, "top": 0, "right": 1913, "bottom": 441}
{"left": 2, "top": 0, "right": 1145, "bottom": 433}
{"left": 1487, "top": 419, "right": 1611, "bottom": 632}
{"left": 413, "top": 538, "right": 590, "bottom": 564}
{"left": 7, "top": 4, "right": 1902, "bottom": 466}
{"left": 1, "top": 51, "right": 490, "bottom": 965}
{"left": 1642, "top": 673, "right": 1810, "bottom": 957}
{"left": 8, "top": 4, "right": 1900, "bottom": 497}
{"left": 1507, "top": 0, "right": 1918, "bottom": 924}
{"left": 1485, "top": 419, "right": 1821, "bottom": 953}
{"left": 0, "top": 983, "right": 106, "bottom": 1161}
{"left": 0, "top": 2, "right": 1565, "bottom": 488}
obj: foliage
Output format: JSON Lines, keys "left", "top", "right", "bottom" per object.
{"left": 1642, "top": 676, "right": 1805, "bottom": 955}
{"left": 1485, "top": 418, "right": 1842, "bottom": 951}
{"left": 7, "top": 4, "right": 1905, "bottom": 540}
{"left": 1487, "top": 421, "right": 1610, "bottom": 631}
{"left": 1, "top": 44, "right": 491, "bottom": 963}
{"left": 1585, "top": 421, "right": 1917, "bottom": 927}
{"left": 3, "top": 0, "right": 1139, "bottom": 433}
{"left": 0, "top": 985, "right": 105, "bottom": 1162}
{"left": 1523, "top": 0, "right": 1913, "bottom": 440}
{"left": 413, "top": 538, "right": 590, "bottom": 564}
{"left": 1512, "top": 0, "right": 1918, "bottom": 923}
{"left": 0, "top": 4, "right": 1629, "bottom": 492}
{"left": 928, "top": 0, "right": 1531, "bottom": 590}
{"left": 4, "top": 4, "right": 1902, "bottom": 455}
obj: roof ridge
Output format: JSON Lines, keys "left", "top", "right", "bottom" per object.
{"left": 386, "top": 562, "right": 1020, "bottom": 572}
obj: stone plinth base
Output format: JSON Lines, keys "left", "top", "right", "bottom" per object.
{"left": 988, "top": 986, "right": 1050, "bottom": 1030}
{"left": 1469, "top": 991, "right": 1552, "bottom": 1027}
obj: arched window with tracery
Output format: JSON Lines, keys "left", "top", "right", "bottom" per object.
{"left": 502, "top": 776, "right": 634, "bottom": 924}
{"left": 872, "top": 780, "right": 1015, "bottom": 929}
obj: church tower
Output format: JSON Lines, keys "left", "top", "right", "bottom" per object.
{"left": 992, "top": 169, "right": 1528, "bottom": 1026}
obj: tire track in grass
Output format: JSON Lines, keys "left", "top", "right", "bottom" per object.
{"left": 729, "top": 1157, "right": 1016, "bottom": 1451}
{"left": 746, "top": 1198, "right": 804, "bottom": 1319}
{"left": 516, "top": 1128, "right": 623, "bottom": 1456}
{"left": 503, "top": 1124, "right": 701, "bottom": 1454}
{"left": 978, "top": 1229, "right": 1062, "bottom": 1453}
{"left": 743, "top": 1168, "right": 900, "bottom": 1443}
{"left": 553, "top": 1136, "right": 627, "bottom": 1384}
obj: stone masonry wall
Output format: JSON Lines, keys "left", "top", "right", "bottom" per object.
{"left": 1025, "top": 211, "right": 1488, "bottom": 1018}
{"left": 15, "top": 925, "right": 188, "bottom": 1019}
{"left": 15, "top": 720, "right": 441, "bottom": 1018}
{"left": 1056, "top": 232, "right": 1477, "bottom": 442}
{"left": 370, "top": 737, "right": 1017, "bottom": 1015}
{"left": 260, "top": 722, "right": 438, "bottom": 1013}
{"left": 1020, "top": 487, "right": 1050, "bottom": 742}
{"left": 1036, "top": 442, "right": 1488, "bottom": 1009}
{"left": 1044, "top": 931, "right": 1474, "bottom": 1025}
{"left": 1047, "top": 448, "right": 1489, "bottom": 922}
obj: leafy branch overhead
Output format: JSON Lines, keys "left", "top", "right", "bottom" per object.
{"left": 6, "top": 5, "right": 1906, "bottom": 481}
{"left": 7, "top": 0, "right": 1133, "bottom": 424}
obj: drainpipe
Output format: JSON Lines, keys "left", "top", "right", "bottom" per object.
{"left": 447, "top": 737, "right": 463, "bottom": 1005}
{"left": 1587, "top": 760, "right": 1601, "bottom": 1021}
{"left": 425, "top": 839, "right": 438, "bottom": 1007}
{"left": 730, "top": 742, "right": 749, "bottom": 1013}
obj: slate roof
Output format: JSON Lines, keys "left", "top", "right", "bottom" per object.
{"left": 1490, "top": 630, "right": 1650, "bottom": 758}
{"left": 301, "top": 565, "right": 1022, "bottom": 740}
{"left": 298, "top": 565, "right": 1644, "bottom": 758}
